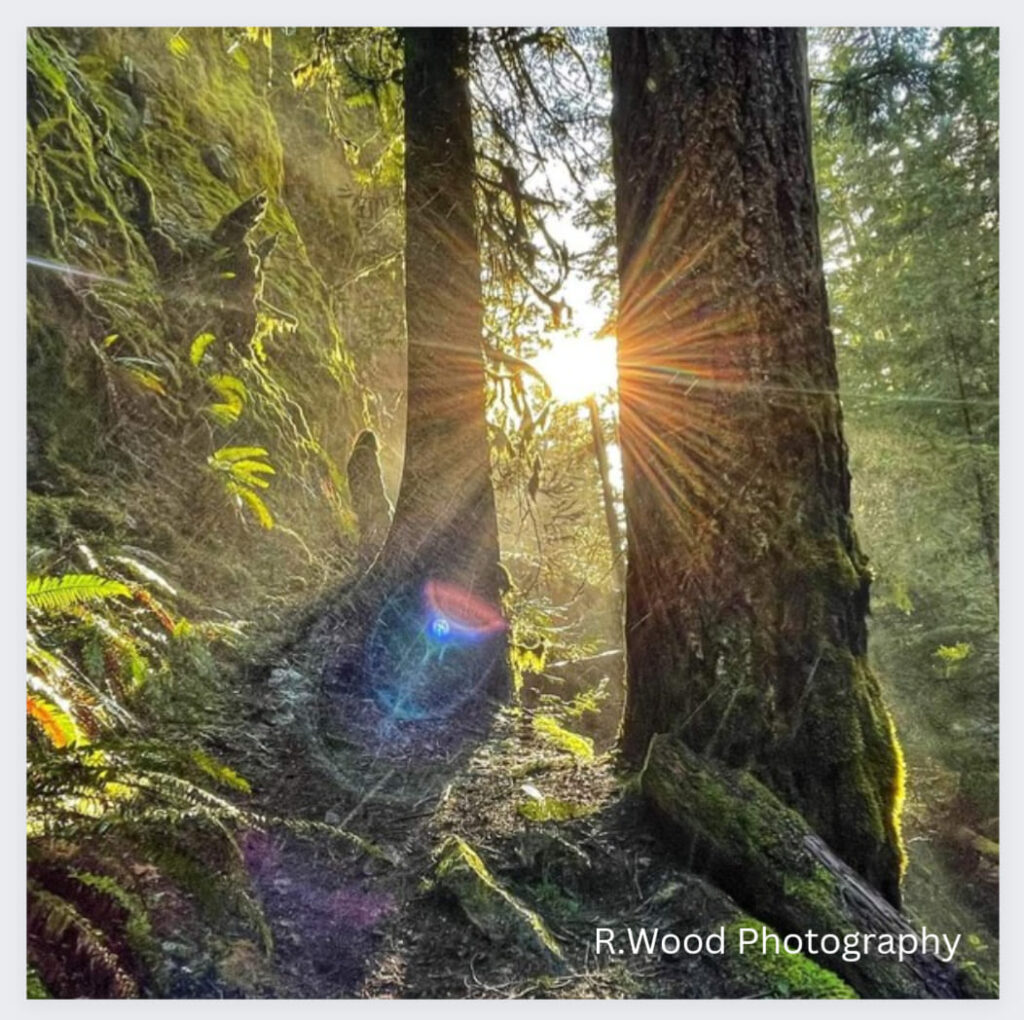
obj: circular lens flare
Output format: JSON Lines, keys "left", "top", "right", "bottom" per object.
{"left": 364, "top": 580, "right": 506, "bottom": 722}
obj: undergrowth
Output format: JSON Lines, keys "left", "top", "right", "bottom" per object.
{"left": 25, "top": 26, "right": 403, "bottom": 997}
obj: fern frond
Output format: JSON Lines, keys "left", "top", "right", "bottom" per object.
{"left": 27, "top": 639, "right": 70, "bottom": 685}
{"left": 131, "top": 588, "right": 177, "bottom": 632}
{"left": 82, "top": 613, "right": 149, "bottom": 691}
{"left": 206, "top": 373, "right": 247, "bottom": 424}
{"left": 120, "top": 365, "right": 166, "bottom": 396}
{"left": 225, "top": 482, "right": 274, "bottom": 528}
{"left": 28, "top": 574, "right": 131, "bottom": 613}
{"left": 27, "top": 694, "right": 84, "bottom": 749}
{"left": 189, "top": 331, "right": 217, "bottom": 366}
{"left": 70, "top": 871, "right": 153, "bottom": 952}
{"left": 191, "top": 749, "right": 252, "bottom": 794}
{"left": 28, "top": 882, "right": 138, "bottom": 998}
{"left": 226, "top": 459, "right": 275, "bottom": 488}
{"left": 27, "top": 966, "right": 50, "bottom": 998}
{"left": 210, "top": 445, "right": 270, "bottom": 464}
{"left": 27, "top": 638, "right": 113, "bottom": 733}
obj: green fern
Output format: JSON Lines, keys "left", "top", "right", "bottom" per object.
{"left": 205, "top": 373, "right": 248, "bottom": 424}
{"left": 210, "top": 445, "right": 271, "bottom": 464}
{"left": 189, "top": 331, "right": 217, "bottom": 366}
{"left": 225, "top": 481, "right": 274, "bottom": 528}
{"left": 191, "top": 748, "right": 252, "bottom": 795}
{"left": 209, "top": 446, "right": 276, "bottom": 528}
{"left": 28, "top": 574, "right": 131, "bottom": 613}
{"left": 28, "top": 739, "right": 272, "bottom": 983}
{"left": 71, "top": 871, "right": 153, "bottom": 953}
{"left": 27, "top": 966, "right": 50, "bottom": 998}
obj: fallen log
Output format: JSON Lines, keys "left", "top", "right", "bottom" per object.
{"left": 640, "top": 733, "right": 989, "bottom": 998}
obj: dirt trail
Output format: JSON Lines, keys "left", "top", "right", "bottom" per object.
{"left": 184, "top": 598, "right": 852, "bottom": 1000}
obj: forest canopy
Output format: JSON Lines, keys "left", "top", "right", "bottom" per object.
{"left": 25, "top": 26, "right": 998, "bottom": 1000}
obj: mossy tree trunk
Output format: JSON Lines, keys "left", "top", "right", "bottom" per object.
{"left": 642, "top": 735, "right": 974, "bottom": 999}
{"left": 368, "top": 28, "right": 508, "bottom": 703}
{"left": 609, "top": 29, "right": 904, "bottom": 903}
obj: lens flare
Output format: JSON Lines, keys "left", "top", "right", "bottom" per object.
{"left": 422, "top": 579, "right": 506, "bottom": 645}
{"left": 364, "top": 579, "right": 506, "bottom": 722}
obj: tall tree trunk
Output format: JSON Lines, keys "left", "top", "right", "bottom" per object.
{"left": 609, "top": 28, "right": 905, "bottom": 904}
{"left": 367, "top": 28, "right": 509, "bottom": 713}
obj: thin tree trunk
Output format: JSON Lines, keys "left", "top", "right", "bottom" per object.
{"left": 368, "top": 28, "right": 509, "bottom": 708}
{"left": 586, "top": 395, "right": 625, "bottom": 591}
{"left": 609, "top": 28, "right": 904, "bottom": 904}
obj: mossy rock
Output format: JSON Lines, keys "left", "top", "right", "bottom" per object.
{"left": 434, "top": 836, "right": 563, "bottom": 963}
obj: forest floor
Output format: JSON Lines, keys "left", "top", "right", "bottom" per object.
{"left": 145, "top": 587, "right": 844, "bottom": 999}
{"left": 149, "top": 587, "right": 997, "bottom": 999}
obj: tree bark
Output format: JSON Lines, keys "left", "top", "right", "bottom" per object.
{"left": 609, "top": 29, "right": 904, "bottom": 904}
{"left": 364, "top": 28, "right": 509, "bottom": 709}
{"left": 642, "top": 735, "right": 974, "bottom": 998}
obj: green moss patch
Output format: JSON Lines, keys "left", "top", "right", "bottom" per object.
{"left": 723, "top": 918, "right": 857, "bottom": 999}
{"left": 434, "top": 836, "right": 562, "bottom": 961}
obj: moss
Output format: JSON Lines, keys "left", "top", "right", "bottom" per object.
{"left": 776, "top": 647, "right": 906, "bottom": 903}
{"left": 434, "top": 836, "right": 562, "bottom": 959}
{"left": 532, "top": 715, "right": 594, "bottom": 760}
{"left": 517, "top": 798, "right": 597, "bottom": 822}
{"left": 780, "top": 864, "right": 837, "bottom": 918}
{"left": 723, "top": 918, "right": 857, "bottom": 999}
{"left": 832, "top": 535, "right": 866, "bottom": 593}
{"left": 27, "top": 492, "right": 125, "bottom": 548}
{"left": 27, "top": 27, "right": 375, "bottom": 619}
{"left": 884, "top": 707, "right": 908, "bottom": 878}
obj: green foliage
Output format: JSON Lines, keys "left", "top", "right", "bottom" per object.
{"left": 27, "top": 967, "right": 50, "bottom": 998}
{"left": 189, "top": 331, "right": 217, "bottom": 367}
{"left": 27, "top": 27, "right": 366, "bottom": 607}
{"left": 22, "top": 24, "right": 408, "bottom": 998}
{"left": 192, "top": 748, "right": 252, "bottom": 794}
{"left": 288, "top": 28, "right": 403, "bottom": 182}
{"left": 811, "top": 26, "right": 998, "bottom": 961}
{"left": 28, "top": 573, "right": 132, "bottom": 613}
{"left": 27, "top": 739, "right": 269, "bottom": 997}
{"left": 25, "top": 554, "right": 270, "bottom": 995}
{"left": 935, "top": 641, "right": 972, "bottom": 677}
{"left": 205, "top": 373, "right": 248, "bottom": 424}
{"left": 812, "top": 26, "right": 998, "bottom": 791}
{"left": 208, "top": 445, "right": 276, "bottom": 528}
